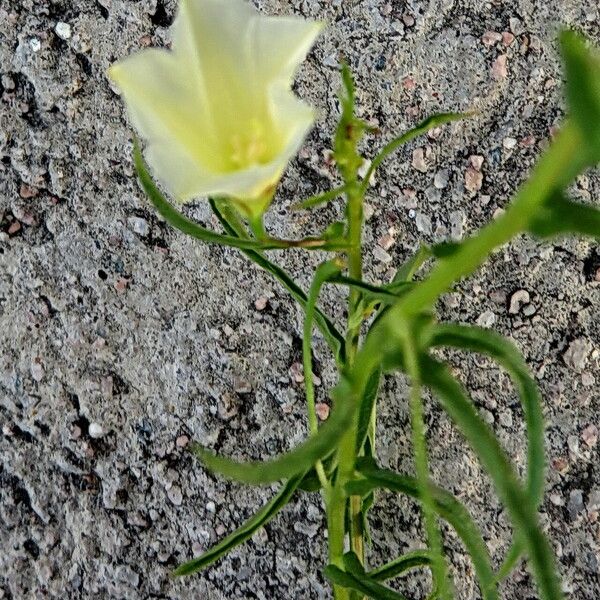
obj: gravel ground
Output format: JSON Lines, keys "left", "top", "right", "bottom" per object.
{"left": 1, "top": 0, "right": 599, "bottom": 598}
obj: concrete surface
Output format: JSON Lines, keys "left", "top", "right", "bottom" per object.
{"left": 1, "top": 0, "right": 599, "bottom": 598}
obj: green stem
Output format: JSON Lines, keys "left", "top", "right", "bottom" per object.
{"left": 344, "top": 182, "right": 366, "bottom": 566}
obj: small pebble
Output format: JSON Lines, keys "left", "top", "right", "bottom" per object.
{"left": 315, "top": 403, "right": 330, "bottom": 421}
{"left": 470, "top": 155, "right": 484, "bottom": 171}
{"left": 373, "top": 245, "right": 392, "bottom": 264}
{"left": 402, "top": 13, "right": 415, "bottom": 27}
{"left": 563, "top": 338, "right": 591, "bottom": 372}
{"left": 414, "top": 212, "right": 432, "bottom": 234}
{"left": 582, "top": 424, "right": 598, "bottom": 448}
{"left": 551, "top": 457, "right": 569, "bottom": 474}
{"left": 508, "top": 289, "right": 530, "bottom": 314}
{"left": 412, "top": 147, "right": 429, "bottom": 173}
{"left": 55, "top": 22, "right": 72, "bottom": 40}
{"left": 88, "top": 422, "right": 105, "bottom": 438}
{"left": 377, "top": 233, "right": 395, "bottom": 251}
{"left": 491, "top": 55, "right": 508, "bottom": 80}
{"left": 19, "top": 183, "right": 39, "bottom": 198}
{"left": 567, "top": 489, "right": 585, "bottom": 520}
{"left": 128, "top": 216, "right": 150, "bottom": 236}
{"left": 434, "top": 169, "right": 449, "bottom": 189}
{"left": 167, "top": 485, "right": 183, "bottom": 506}
{"left": 509, "top": 17, "right": 523, "bottom": 35}
{"left": 290, "top": 362, "right": 304, "bottom": 384}
{"left": 206, "top": 501, "right": 216, "bottom": 513}
{"left": 481, "top": 31, "right": 502, "bottom": 46}
{"left": 30, "top": 358, "right": 44, "bottom": 382}
{"left": 254, "top": 296, "right": 268, "bottom": 311}
{"left": 503, "top": 137, "right": 518, "bottom": 150}
{"left": 218, "top": 393, "right": 238, "bottom": 420}
{"left": 450, "top": 210, "right": 465, "bottom": 240}
{"left": 114, "top": 277, "right": 129, "bottom": 292}
{"left": 8, "top": 221, "right": 21, "bottom": 235}
{"left": 499, "top": 409, "right": 513, "bottom": 428}
{"left": 502, "top": 31, "right": 515, "bottom": 46}
{"left": 476, "top": 310, "right": 496, "bottom": 328}
{"left": 464, "top": 168, "right": 483, "bottom": 193}
{"left": 29, "top": 38, "right": 42, "bottom": 52}
{"left": 176, "top": 435, "right": 189, "bottom": 448}
{"left": 1, "top": 74, "right": 15, "bottom": 91}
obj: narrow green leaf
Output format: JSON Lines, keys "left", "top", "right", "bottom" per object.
{"left": 324, "top": 564, "right": 410, "bottom": 600}
{"left": 419, "top": 357, "right": 563, "bottom": 600}
{"left": 173, "top": 474, "right": 302, "bottom": 576}
{"left": 304, "top": 260, "right": 344, "bottom": 439}
{"left": 192, "top": 384, "right": 355, "bottom": 484}
{"left": 360, "top": 113, "right": 471, "bottom": 194}
{"left": 529, "top": 194, "right": 600, "bottom": 240}
{"left": 355, "top": 368, "right": 382, "bottom": 454}
{"left": 349, "top": 461, "right": 498, "bottom": 600}
{"left": 430, "top": 241, "right": 461, "bottom": 259}
{"left": 291, "top": 185, "right": 349, "bottom": 211}
{"left": 209, "top": 200, "right": 346, "bottom": 365}
{"left": 392, "top": 245, "right": 433, "bottom": 284}
{"left": 428, "top": 324, "right": 544, "bottom": 506}
{"left": 429, "top": 323, "right": 546, "bottom": 579}
{"left": 369, "top": 551, "right": 433, "bottom": 582}
{"left": 331, "top": 275, "right": 414, "bottom": 304}
{"left": 560, "top": 30, "right": 600, "bottom": 161}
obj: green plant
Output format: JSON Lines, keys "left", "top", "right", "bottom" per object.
{"left": 121, "top": 13, "right": 599, "bottom": 600}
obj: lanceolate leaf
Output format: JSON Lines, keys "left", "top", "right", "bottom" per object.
{"left": 428, "top": 323, "right": 546, "bottom": 579}
{"left": 428, "top": 324, "right": 545, "bottom": 506}
{"left": 348, "top": 460, "right": 498, "bottom": 600}
{"left": 368, "top": 550, "right": 433, "bottom": 582}
{"left": 192, "top": 388, "right": 355, "bottom": 484}
{"left": 173, "top": 475, "right": 303, "bottom": 576}
{"left": 560, "top": 30, "right": 600, "bottom": 162}
{"left": 419, "top": 357, "right": 564, "bottom": 600}
{"left": 291, "top": 185, "right": 349, "bottom": 211}
{"left": 356, "top": 368, "right": 382, "bottom": 454}
{"left": 324, "top": 564, "right": 409, "bottom": 600}
{"left": 529, "top": 193, "right": 600, "bottom": 240}
{"left": 360, "top": 112, "right": 471, "bottom": 194}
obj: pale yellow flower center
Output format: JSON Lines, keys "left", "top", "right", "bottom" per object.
{"left": 228, "top": 119, "right": 270, "bottom": 169}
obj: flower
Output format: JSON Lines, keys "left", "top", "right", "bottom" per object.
{"left": 108, "top": 0, "right": 323, "bottom": 217}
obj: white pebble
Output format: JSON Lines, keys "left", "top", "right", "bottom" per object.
{"left": 433, "top": 169, "right": 449, "bottom": 189}
{"left": 168, "top": 485, "right": 183, "bottom": 506}
{"left": 503, "top": 137, "right": 518, "bottom": 149}
{"left": 508, "top": 289, "right": 530, "bottom": 314}
{"left": 30, "top": 38, "right": 42, "bottom": 52}
{"left": 88, "top": 422, "right": 105, "bottom": 438}
{"left": 476, "top": 310, "right": 496, "bottom": 328}
{"left": 373, "top": 245, "right": 392, "bottom": 264}
{"left": 128, "top": 216, "right": 150, "bottom": 236}
{"left": 55, "top": 22, "right": 72, "bottom": 40}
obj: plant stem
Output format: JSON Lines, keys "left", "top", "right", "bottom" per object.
{"left": 326, "top": 179, "right": 366, "bottom": 599}
{"left": 344, "top": 182, "right": 365, "bottom": 564}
